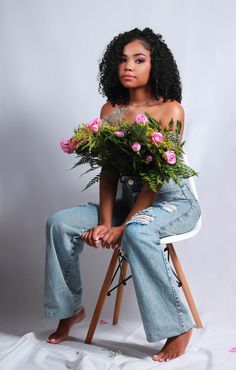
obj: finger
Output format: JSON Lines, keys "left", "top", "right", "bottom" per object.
{"left": 82, "top": 232, "right": 89, "bottom": 244}
{"left": 92, "top": 228, "right": 100, "bottom": 240}
{"left": 106, "top": 234, "right": 119, "bottom": 246}
{"left": 88, "top": 229, "right": 97, "bottom": 247}
{"left": 101, "top": 232, "right": 110, "bottom": 246}
{"left": 101, "top": 235, "right": 112, "bottom": 249}
{"left": 94, "top": 239, "right": 101, "bottom": 248}
{"left": 91, "top": 229, "right": 103, "bottom": 247}
{"left": 94, "top": 225, "right": 107, "bottom": 239}
{"left": 81, "top": 233, "right": 86, "bottom": 240}
{"left": 103, "top": 237, "right": 113, "bottom": 249}
{"left": 102, "top": 230, "right": 110, "bottom": 238}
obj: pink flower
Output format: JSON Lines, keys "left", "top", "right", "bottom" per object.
{"left": 146, "top": 155, "right": 153, "bottom": 163}
{"left": 135, "top": 114, "right": 148, "bottom": 124}
{"left": 131, "top": 142, "right": 141, "bottom": 152}
{"left": 166, "top": 150, "right": 176, "bottom": 164}
{"left": 150, "top": 132, "right": 164, "bottom": 143}
{"left": 60, "top": 138, "right": 77, "bottom": 154}
{"left": 114, "top": 130, "right": 125, "bottom": 137}
{"left": 87, "top": 118, "right": 102, "bottom": 133}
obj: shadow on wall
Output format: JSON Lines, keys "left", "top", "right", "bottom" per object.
{"left": 0, "top": 116, "right": 87, "bottom": 331}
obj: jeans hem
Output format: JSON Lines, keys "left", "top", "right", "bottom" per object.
{"left": 146, "top": 322, "right": 194, "bottom": 343}
{"left": 44, "top": 305, "right": 84, "bottom": 319}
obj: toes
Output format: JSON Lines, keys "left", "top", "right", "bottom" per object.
{"left": 161, "top": 352, "right": 172, "bottom": 362}
{"left": 47, "top": 333, "right": 66, "bottom": 344}
{"left": 164, "top": 353, "right": 175, "bottom": 362}
{"left": 47, "top": 337, "right": 59, "bottom": 344}
{"left": 153, "top": 351, "right": 178, "bottom": 362}
{"left": 152, "top": 352, "right": 165, "bottom": 362}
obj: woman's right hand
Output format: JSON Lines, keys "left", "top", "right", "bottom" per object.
{"left": 82, "top": 224, "right": 111, "bottom": 248}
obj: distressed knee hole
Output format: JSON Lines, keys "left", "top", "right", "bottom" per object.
{"left": 125, "top": 208, "right": 155, "bottom": 225}
{"left": 160, "top": 202, "right": 177, "bottom": 213}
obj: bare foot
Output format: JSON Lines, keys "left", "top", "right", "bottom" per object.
{"left": 152, "top": 328, "right": 192, "bottom": 362}
{"left": 47, "top": 307, "right": 86, "bottom": 344}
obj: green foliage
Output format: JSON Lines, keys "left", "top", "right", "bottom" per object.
{"left": 65, "top": 114, "right": 198, "bottom": 191}
{"left": 82, "top": 174, "right": 101, "bottom": 191}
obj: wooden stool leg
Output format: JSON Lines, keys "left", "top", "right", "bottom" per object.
{"left": 113, "top": 259, "right": 128, "bottom": 325}
{"left": 85, "top": 249, "right": 120, "bottom": 344}
{"left": 167, "top": 243, "right": 203, "bottom": 328}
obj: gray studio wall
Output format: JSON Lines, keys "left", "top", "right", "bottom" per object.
{"left": 1, "top": 0, "right": 236, "bottom": 333}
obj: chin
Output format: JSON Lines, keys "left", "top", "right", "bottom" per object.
{"left": 121, "top": 81, "right": 140, "bottom": 89}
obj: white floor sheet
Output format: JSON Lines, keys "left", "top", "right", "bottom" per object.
{"left": 1, "top": 313, "right": 236, "bottom": 370}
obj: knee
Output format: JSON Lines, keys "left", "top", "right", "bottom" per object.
{"left": 122, "top": 222, "right": 146, "bottom": 254}
{"left": 123, "top": 223, "right": 139, "bottom": 242}
{"left": 46, "top": 210, "right": 65, "bottom": 235}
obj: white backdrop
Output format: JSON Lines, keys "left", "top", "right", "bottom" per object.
{"left": 1, "top": 0, "right": 236, "bottom": 368}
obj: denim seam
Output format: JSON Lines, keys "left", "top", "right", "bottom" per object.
{"left": 160, "top": 248, "right": 186, "bottom": 330}
{"left": 64, "top": 231, "right": 85, "bottom": 315}
{"left": 159, "top": 202, "right": 195, "bottom": 233}
{"left": 64, "top": 242, "right": 77, "bottom": 313}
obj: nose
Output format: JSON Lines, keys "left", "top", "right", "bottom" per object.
{"left": 124, "top": 60, "right": 134, "bottom": 71}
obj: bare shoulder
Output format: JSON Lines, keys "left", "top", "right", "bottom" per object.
{"left": 152, "top": 99, "right": 184, "bottom": 139}
{"left": 159, "top": 100, "right": 185, "bottom": 127}
{"left": 165, "top": 100, "right": 184, "bottom": 116}
{"left": 100, "top": 102, "right": 118, "bottom": 119}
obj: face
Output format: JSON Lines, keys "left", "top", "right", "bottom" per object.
{"left": 118, "top": 39, "right": 151, "bottom": 89}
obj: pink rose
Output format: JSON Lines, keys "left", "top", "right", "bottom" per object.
{"left": 60, "top": 138, "right": 77, "bottom": 154}
{"left": 87, "top": 118, "right": 102, "bottom": 133}
{"left": 114, "top": 130, "right": 125, "bottom": 137}
{"left": 150, "top": 132, "right": 164, "bottom": 143}
{"left": 131, "top": 142, "right": 141, "bottom": 152}
{"left": 135, "top": 114, "right": 148, "bottom": 124}
{"left": 146, "top": 155, "right": 153, "bottom": 163}
{"left": 166, "top": 150, "right": 176, "bottom": 164}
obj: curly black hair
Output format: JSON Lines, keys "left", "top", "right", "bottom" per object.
{"left": 98, "top": 27, "right": 182, "bottom": 105}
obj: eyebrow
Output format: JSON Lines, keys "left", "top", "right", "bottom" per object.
{"left": 122, "top": 53, "right": 146, "bottom": 57}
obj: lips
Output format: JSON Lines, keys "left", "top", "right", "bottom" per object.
{"left": 123, "top": 75, "right": 136, "bottom": 79}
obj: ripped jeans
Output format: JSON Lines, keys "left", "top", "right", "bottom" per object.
{"left": 44, "top": 178, "right": 201, "bottom": 342}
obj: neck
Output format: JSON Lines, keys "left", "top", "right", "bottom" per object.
{"left": 128, "top": 86, "right": 155, "bottom": 106}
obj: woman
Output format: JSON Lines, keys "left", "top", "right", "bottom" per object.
{"left": 45, "top": 28, "right": 201, "bottom": 362}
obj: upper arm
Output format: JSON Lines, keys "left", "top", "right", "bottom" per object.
{"left": 100, "top": 102, "right": 116, "bottom": 119}
{"left": 160, "top": 100, "right": 185, "bottom": 140}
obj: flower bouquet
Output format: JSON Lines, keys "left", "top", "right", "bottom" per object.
{"left": 60, "top": 113, "right": 198, "bottom": 192}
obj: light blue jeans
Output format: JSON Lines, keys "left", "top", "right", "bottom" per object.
{"left": 44, "top": 178, "right": 201, "bottom": 342}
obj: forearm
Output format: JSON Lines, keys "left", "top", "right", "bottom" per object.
{"left": 99, "top": 169, "right": 119, "bottom": 227}
{"left": 121, "top": 182, "right": 161, "bottom": 228}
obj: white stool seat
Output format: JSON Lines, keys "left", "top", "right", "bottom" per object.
{"left": 160, "top": 216, "right": 202, "bottom": 244}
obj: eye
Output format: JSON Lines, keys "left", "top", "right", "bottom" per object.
{"left": 120, "top": 57, "right": 127, "bottom": 64}
{"left": 135, "top": 58, "right": 145, "bottom": 64}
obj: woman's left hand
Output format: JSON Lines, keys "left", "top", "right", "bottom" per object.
{"left": 101, "top": 225, "right": 126, "bottom": 249}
